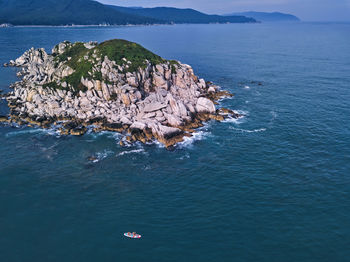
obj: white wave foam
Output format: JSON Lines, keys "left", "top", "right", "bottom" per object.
{"left": 230, "top": 127, "right": 267, "bottom": 133}
{"left": 244, "top": 85, "right": 251, "bottom": 89}
{"left": 177, "top": 130, "right": 210, "bottom": 148}
{"left": 146, "top": 139, "right": 165, "bottom": 148}
{"left": 222, "top": 109, "right": 247, "bottom": 124}
{"left": 91, "top": 150, "right": 114, "bottom": 163}
{"left": 222, "top": 116, "right": 242, "bottom": 124}
{"left": 116, "top": 148, "right": 145, "bottom": 157}
{"left": 88, "top": 130, "right": 121, "bottom": 139}
{"left": 234, "top": 110, "right": 249, "bottom": 116}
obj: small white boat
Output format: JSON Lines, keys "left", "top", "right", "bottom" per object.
{"left": 124, "top": 232, "right": 141, "bottom": 239}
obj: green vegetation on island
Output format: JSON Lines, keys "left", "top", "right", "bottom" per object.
{"left": 45, "top": 39, "right": 172, "bottom": 93}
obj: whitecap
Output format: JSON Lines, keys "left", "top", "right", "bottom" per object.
{"left": 222, "top": 116, "right": 243, "bottom": 124}
{"left": 223, "top": 114, "right": 246, "bottom": 124}
{"left": 177, "top": 130, "right": 210, "bottom": 148}
{"left": 146, "top": 139, "right": 165, "bottom": 148}
{"left": 234, "top": 110, "right": 250, "bottom": 116}
{"left": 221, "top": 109, "right": 247, "bottom": 124}
{"left": 244, "top": 85, "right": 250, "bottom": 89}
{"left": 91, "top": 150, "right": 114, "bottom": 163}
{"left": 116, "top": 148, "right": 145, "bottom": 157}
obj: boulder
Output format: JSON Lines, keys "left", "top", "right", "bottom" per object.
{"left": 198, "top": 79, "right": 206, "bottom": 89}
{"left": 208, "top": 86, "right": 216, "bottom": 93}
{"left": 130, "top": 121, "right": 146, "bottom": 131}
{"left": 164, "top": 113, "right": 182, "bottom": 127}
{"left": 143, "top": 102, "right": 167, "bottom": 113}
{"left": 0, "top": 115, "right": 8, "bottom": 122}
{"left": 153, "top": 74, "right": 168, "bottom": 88}
{"left": 142, "top": 112, "right": 156, "bottom": 119}
{"left": 158, "top": 125, "right": 182, "bottom": 140}
{"left": 120, "top": 116, "right": 132, "bottom": 125}
{"left": 127, "top": 76, "right": 138, "bottom": 87}
{"left": 121, "top": 93, "right": 131, "bottom": 106}
{"left": 149, "top": 122, "right": 182, "bottom": 139}
{"left": 101, "top": 82, "right": 111, "bottom": 100}
{"left": 95, "top": 80, "right": 102, "bottom": 91}
{"left": 196, "top": 97, "right": 216, "bottom": 114}
{"left": 27, "top": 89, "right": 37, "bottom": 102}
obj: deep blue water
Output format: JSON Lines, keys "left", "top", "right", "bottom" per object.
{"left": 0, "top": 23, "right": 350, "bottom": 262}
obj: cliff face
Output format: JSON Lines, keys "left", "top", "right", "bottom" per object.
{"left": 4, "top": 39, "right": 238, "bottom": 147}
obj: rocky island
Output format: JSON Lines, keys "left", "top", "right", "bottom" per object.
{"left": 2, "top": 39, "right": 239, "bottom": 147}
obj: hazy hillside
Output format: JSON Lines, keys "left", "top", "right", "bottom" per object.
{"left": 0, "top": 0, "right": 257, "bottom": 26}
{"left": 107, "top": 6, "right": 257, "bottom": 24}
{"left": 226, "top": 11, "right": 300, "bottom": 22}
{"left": 0, "top": 0, "right": 160, "bottom": 25}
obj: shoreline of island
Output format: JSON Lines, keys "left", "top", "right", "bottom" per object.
{"left": 1, "top": 39, "right": 241, "bottom": 148}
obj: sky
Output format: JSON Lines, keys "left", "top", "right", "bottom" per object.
{"left": 99, "top": 0, "right": 350, "bottom": 21}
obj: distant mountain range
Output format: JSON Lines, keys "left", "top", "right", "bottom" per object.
{"left": 0, "top": 0, "right": 160, "bottom": 25}
{"left": 225, "top": 12, "right": 300, "bottom": 22}
{"left": 0, "top": 0, "right": 256, "bottom": 26}
{"left": 107, "top": 6, "right": 256, "bottom": 24}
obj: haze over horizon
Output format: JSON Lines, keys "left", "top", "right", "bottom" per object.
{"left": 99, "top": 0, "right": 350, "bottom": 22}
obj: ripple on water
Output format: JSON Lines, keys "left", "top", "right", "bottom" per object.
{"left": 5, "top": 127, "right": 60, "bottom": 138}
{"left": 229, "top": 127, "right": 267, "bottom": 133}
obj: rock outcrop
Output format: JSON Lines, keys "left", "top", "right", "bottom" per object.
{"left": 4, "top": 39, "right": 239, "bottom": 147}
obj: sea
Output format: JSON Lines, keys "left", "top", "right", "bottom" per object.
{"left": 0, "top": 22, "right": 349, "bottom": 262}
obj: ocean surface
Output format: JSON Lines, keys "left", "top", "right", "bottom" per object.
{"left": 0, "top": 23, "right": 350, "bottom": 262}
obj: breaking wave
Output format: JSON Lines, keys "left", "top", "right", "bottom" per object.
{"left": 222, "top": 110, "right": 248, "bottom": 124}
{"left": 177, "top": 130, "right": 211, "bottom": 148}
{"left": 116, "top": 148, "right": 145, "bottom": 157}
{"left": 90, "top": 150, "right": 114, "bottom": 163}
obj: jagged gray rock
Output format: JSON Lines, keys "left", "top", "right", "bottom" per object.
{"left": 196, "top": 97, "right": 216, "bottom": 114}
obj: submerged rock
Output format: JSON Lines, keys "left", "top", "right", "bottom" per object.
{"left": 4, "top": 39, "right": 237, "bottom": 147}
{"left": 0, "top": 115, "right": 9, "bottom": 122}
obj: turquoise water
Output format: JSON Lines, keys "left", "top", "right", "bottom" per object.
{"left": 0, "top": 23, "right": 350, "bottom": 261}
